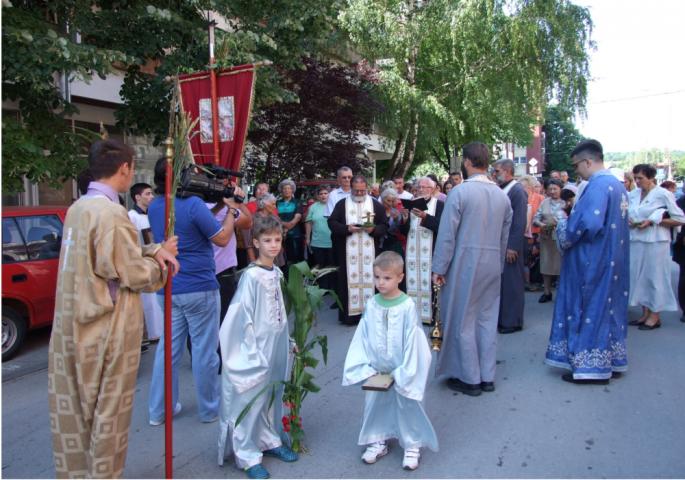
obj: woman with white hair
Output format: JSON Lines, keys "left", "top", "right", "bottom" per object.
{"left": 379, "top": 187, "right": 405, "bottom": 255}
{"left": 276, "top": 179, "right": 304, "bottom": 266}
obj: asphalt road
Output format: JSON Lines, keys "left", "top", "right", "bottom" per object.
{"left": 3, "top": 282, "right": 685, "bottom": 478}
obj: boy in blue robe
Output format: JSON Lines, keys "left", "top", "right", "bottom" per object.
{"left": 545, "top": 139, "right": 630, "bottom": 383}
{"left": 343, "top": 251, "right": 438, "bottom": 470}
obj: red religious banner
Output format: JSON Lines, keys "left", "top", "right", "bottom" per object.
{"left": 178, "top": 64, "right": 256, "bottom": 170}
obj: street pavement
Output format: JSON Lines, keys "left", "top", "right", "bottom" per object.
{"left": 3, "top": 283, "right": 685, "bottom": 478}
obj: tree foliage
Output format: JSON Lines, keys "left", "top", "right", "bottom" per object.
{"left": 543, "top": 104, "right": 585, "bottom": 174}
{"left": 2, "top": 2, "right": 131, "bottom": 192}
{"left": 2, "top": 0, "right": 344, "bottom": 193}
{"left": 244, "top": 59, "right": 378, "bottom": 185}
{"left": 339, "top": 0, "right": 594, "bottom": 179}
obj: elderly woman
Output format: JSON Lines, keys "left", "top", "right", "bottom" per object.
{"left": 379, "top": 188, "right": 406, "bottom": 255}
{"left": 628, "top": 164, "right": 685, "bottom": 329}
{"left": 533, "top": 178, "right": 566, "bottom": 303}
{"left": 276, "top": 179, "right": 304, "bottom": 266}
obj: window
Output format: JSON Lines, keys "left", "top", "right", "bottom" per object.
{"left": 14, "top": 215, "right": 64, "bottom": 261}
{"left": 2, "top": 218, "right": 28, "bottom": 263}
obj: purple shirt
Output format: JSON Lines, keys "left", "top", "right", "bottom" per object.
{"left": 208, "top": 203, "right": 238, "bottom": 273}
{"left": 85, "top": 181, "right": 124, "bottom": 302}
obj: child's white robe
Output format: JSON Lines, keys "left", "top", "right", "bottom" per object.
{"left": 343, "top": 294, "right": 438, "bottom": 450}
{"left": 217, "top": 264, "right": 289, "bottom": 469}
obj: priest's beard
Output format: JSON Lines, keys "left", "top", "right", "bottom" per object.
{"left": 352, "top": 195, "right": 366, "bottom": 203}
{"left": 460, "top": 163, "right": 468, "bottom": 180}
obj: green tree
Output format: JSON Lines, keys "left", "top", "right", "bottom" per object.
{"left": 340, "top": 0, "right": 593, "bottom": 179}
{"left": 2, "top": 0, "right": 343, "bottom": 193}
{"left": 543, "top": 105, "right": 585, "bottom": 174}
{"left": 2, "top": 2, "right": 132, "bottom": 193}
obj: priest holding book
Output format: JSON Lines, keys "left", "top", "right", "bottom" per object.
{"left": 328, "top": 175, "right": 388, "bottom": 325}
{"left": 399, "top": 177, "right": 444, "bottom": 324}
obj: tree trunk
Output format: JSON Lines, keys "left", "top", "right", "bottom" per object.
{"left": 384, "top": 130, "right": 407, "bottom": 181}
{"left": 393, "top": 110, "right": 418, "bottom": 178}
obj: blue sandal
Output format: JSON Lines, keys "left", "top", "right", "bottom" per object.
{"left": 245, "top": 464, "right": 270, "bottom": 479}
{"left": 264, "top": 446, "right": 298, "bottom": 462}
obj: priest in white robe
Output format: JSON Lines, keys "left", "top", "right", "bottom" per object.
{"left": 432, "top": 143, "right": 512, "bottom": 396}
{"left": 399, "top": 176, "right": 444, "bottom": 324}
{"left": 328, "top": 175, "right": 388, "bottom": 325}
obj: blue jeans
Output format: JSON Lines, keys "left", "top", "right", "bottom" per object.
{"left": 148, "top": 290, "right": 220, "bottom": 422}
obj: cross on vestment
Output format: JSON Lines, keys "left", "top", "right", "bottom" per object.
{"left": 61, "top": 227, "right": 74, "bottom": 272}
{"left": 620, "top": 194, "right": 629, "bottom": 218}
{"left": 363, "top": 211, "right": 375, "bottom": 226}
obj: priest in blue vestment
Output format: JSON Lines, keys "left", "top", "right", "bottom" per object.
{"left": 545, "top": 139, "right": 630, "bottom": 384}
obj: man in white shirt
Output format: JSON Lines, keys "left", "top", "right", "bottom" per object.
{"left": 128, "top": 182, "right": 163, "bottom": 343}
{"left": 326, "top": 166, "right": 354, "bottom": 215}
{"left": 393, "top": 175, "right": 414, "bottom": 200}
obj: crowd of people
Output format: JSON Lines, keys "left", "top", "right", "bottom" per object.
{"left": 47, "top": 137, "right": 685, "bottom": 479}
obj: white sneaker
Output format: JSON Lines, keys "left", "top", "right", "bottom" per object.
{"left": 361, "top": 441, "right": 388, "bottom": 464}
{"left": 149, "top": 402, "right": 182, "bottom": 426}
{"left": 402, "top": 447, "right": 420, "bottom": 470}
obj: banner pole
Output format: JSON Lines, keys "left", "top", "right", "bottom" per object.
{"left": 163, "top": 137, "right": 174, "bottom": 479}
{"left": 208, "top": 20, "right": 221, "bottom": 166}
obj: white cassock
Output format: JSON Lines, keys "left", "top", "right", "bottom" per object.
{"left": 217, "top": 264, "right": 290, "bottom": 469}
{"left": 128, "top": 209, "right": 163, "bottom": 339}
{"left": 342, "top": 294, "right": 439, "bottom": 451}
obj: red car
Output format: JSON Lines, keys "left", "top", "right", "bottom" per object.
{"left": 2, "top": 206, "right": 68, "bottom": 360}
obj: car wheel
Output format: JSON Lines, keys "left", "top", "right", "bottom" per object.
{"left": 2, "top": 307, "right": 27, "bottom": 361}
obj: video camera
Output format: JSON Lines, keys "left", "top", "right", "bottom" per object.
{"left": 177, "top": 164, "right": 245, "bottom": 203}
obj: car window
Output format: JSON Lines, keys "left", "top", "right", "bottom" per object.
{"left": 2, "top": 218, "right": 29, "bottom": 263}
{"left": 14, "top": 215, "right": 63, "bottom": 261}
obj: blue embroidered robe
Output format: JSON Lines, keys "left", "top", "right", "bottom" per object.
{"left": 545, "top": 170, "right": 630, "bottom": 379}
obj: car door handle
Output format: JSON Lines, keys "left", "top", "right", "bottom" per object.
{"left": 11, "top": 274, "right": 27, "bottom": 283}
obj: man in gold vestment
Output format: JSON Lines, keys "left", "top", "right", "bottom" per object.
{"left": 48, "top": 139, "right": 179, "bottom": 478}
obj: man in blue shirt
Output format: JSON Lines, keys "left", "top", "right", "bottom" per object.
{"left": 147, "top": 158, "right": 245, "bottom": 425}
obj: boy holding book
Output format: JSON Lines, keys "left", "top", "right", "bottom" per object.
{"left": 342, "top": 251, "right": 438, "bottom": 470}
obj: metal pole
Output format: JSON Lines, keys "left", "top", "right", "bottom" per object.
{"left": 208, "top": 19, "right": 221, "bottom": 166}
{"left": 163, "top": 137, "right": 174, "bottom": 479}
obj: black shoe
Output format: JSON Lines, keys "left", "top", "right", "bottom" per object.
{"left": 561, "top": 373, "right": 609, "bottom": 385}
{"left": 680, "top": 315, "right": 685, "bottom": 323}
{"left": 611, "top": 371, "right": 623, "bottom": 379}
{"left": 498, "top": 326, "right": 522, "bottom": 334}
{"left": 538, "top": 293, "right": 553, "bottom": 303}
{"left": 480, "top": 381, "right": 495, "bottom": 392}
{"left": 638, "top": 321, "right": 661, "bottom": 330}
{"left": 446, "top": 378, "right": 482, "bottom": 396}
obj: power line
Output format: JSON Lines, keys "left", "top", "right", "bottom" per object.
{"left": 589, "top": 89, "right": 685, "bottom": 105}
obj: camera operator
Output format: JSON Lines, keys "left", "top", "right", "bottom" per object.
{"left": 146, "top": 158, "right": 243, "bottom": 425}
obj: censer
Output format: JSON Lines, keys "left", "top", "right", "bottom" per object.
{"left": 430, "top": 283, "right": 443, "bottom": 351}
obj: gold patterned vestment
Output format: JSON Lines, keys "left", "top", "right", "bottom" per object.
{"left": 48, "top": 196, "right": 166, "bottom": 478}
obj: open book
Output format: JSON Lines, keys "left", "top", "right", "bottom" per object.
{"left": 362, "top": 373, "right": 395, "bottom": 391}
{"left": 400, "top": 197, "right": 429, "bottom": 211}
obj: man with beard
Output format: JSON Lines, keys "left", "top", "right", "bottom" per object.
{"left": 432, "top": 142, "right": 512, "bottom": 396}
{"left": 328, "top": 175, "right": 388, "bottom": 325}
{"left": 400, "top": 176, "right": 444, "bottom": 324}
{"left": 493, "top": 159, "right": 528, "bottom": 334}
